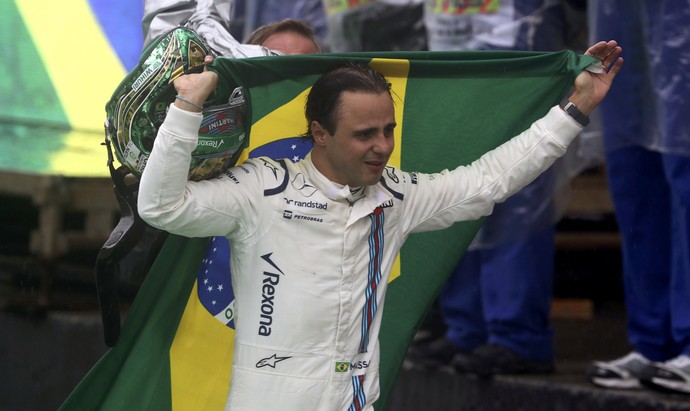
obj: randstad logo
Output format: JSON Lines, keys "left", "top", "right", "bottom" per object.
{"left": 283, "top": 198, "right": 328, "bottom": 210}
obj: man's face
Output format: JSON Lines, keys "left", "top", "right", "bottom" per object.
{"left": 311, "top": 91, "right": 396, "bottom": 187}
{"left": 262, "top": 32, "right": 319, "bottom": 55}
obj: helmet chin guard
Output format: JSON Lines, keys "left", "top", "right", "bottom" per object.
{"left": 105, "top": 27, "right": 247, "bottom": 181}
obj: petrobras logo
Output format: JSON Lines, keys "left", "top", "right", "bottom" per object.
{"left": 132, "top": 59, "right": 163, "bottom": 91}
{"left": 282, "top": 210, "right": 323, "bottom": 223}
{"left": 293, "top": 214, "right": 323, "bottom": 223}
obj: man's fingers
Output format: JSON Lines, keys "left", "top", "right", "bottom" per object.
{"left": 607, "top": 56, "right": 624, "bottom": 78}
{"left": 602, "top": 45, "right": 622, "bottom": 70}
{"left": 584, "top": 40, "right": 609, "bottom": 57}
{"left": 586, "top": 40, "right": 619, "bottom": 61}
{"left": 586, "top": 41, "right": 622, "bottom": 75}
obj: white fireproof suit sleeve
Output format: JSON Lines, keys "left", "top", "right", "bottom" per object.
{"left": 400, "top": 105, "right": 584, "bottom": 235}
{"left": 138, "top": 105, "right": 583, "bottom": 238}
{"left": 137, "top": 104, "right": 264, "bottom": 239}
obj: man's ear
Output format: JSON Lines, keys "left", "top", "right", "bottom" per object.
{"left": 311, "top": 121, "right": 328, "bottom": 146}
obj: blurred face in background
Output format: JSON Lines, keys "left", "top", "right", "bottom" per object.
{"left": 262, "top": 31, "right": 319, "bottom": 55}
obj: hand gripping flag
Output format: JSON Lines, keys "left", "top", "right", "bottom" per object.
{"left": 60, "top": 50, "right": 597, "bottom": 410}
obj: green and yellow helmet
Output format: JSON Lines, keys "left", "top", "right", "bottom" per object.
{"left": 104, "top": 27, "right": 246, "bottom": 181}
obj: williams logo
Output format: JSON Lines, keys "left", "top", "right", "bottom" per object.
{"left": 256, "top": 354, "right": 291, "bottom": 368}
{"left": 132, "top": 59, "right": 162, "bottom": 91}
{"left": 377, "top": 199, "right": 393, "bottom": 209}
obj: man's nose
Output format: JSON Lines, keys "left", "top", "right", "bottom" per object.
{"left": 371, "top": 132, "right": 393, "bottom": 154}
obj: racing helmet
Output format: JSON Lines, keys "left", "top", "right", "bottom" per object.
{"left": 104, "top": 27, "right": 246, "bottom": 181}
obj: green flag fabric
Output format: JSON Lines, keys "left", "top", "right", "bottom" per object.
{"left": 60, "top": 50, "right": 596, "bottom": 410}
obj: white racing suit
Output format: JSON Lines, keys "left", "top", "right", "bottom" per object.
{"left": 138, "top": 104, "right": 582, "bottom": 410}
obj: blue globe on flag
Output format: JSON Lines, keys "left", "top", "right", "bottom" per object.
{"left": 196, "top": 136, "right": 314, "bottom": 328}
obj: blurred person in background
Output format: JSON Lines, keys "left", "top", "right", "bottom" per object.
{"left": 143, "top": 0, "right": 321, "bottom": 56}
{"left": 324, "top": 0, "right": 428, "bottom": 52}
{"left": 586, "top": 0, "right": 690, "bottom": 394}
{"left": 407, "top": 0, "right": 594, "bottom": 377}
{"left": 234, "top": 0, "right": 327, "bottom": 45}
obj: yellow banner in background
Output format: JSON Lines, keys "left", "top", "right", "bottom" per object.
{"left": 323, "top": 0, "right": 377, "bottom": 15}
{"left": 427, "top": 0, "right": 500, "bottom": 15}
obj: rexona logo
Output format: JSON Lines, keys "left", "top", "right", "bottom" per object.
{"left": 197, "top": 139, "right": 225, "bottom": 149}
{"left": 258, "top": 253, "right": 285, "bottom": 336}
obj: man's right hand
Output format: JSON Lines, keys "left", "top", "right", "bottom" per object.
{"left": 173, "top": 55, "right": 218, "bottom": 112}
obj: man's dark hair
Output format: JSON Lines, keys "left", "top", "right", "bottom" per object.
{"left": 245, "top": 18, "right": 321, "bottom": 52}
{"left": 303, "top": 62, "right": 392, "bottom": 139}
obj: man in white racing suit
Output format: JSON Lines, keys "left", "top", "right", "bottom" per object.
{"left": 138, "top": 42, "right": 623, "bottom": 410}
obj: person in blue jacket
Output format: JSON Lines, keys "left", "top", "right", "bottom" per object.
{"left": 408, "top": 0, "right": 593, "bottom": 376}
{"left": 586, "top": 0, "right": 690, "bottom": 394}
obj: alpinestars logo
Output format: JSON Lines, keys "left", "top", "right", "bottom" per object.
{"left": 385, "top": 166, "right": 400, "bottom": 183}
{"left": 256, "top": 354, "right": 291, "bottom": 368}
{"left": 258, "top": 253, "right": 284, "bottom": 336}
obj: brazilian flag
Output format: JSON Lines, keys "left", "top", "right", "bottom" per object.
{"left": 0, "top": 0, "right": 142, "bottom": 177}
{"left": 59, "top": 50, "right": 596, "bottom": 410}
